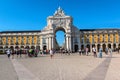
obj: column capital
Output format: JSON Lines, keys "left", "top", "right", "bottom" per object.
{"left": 66, "top": 35, "right": 71, "bottom": 38}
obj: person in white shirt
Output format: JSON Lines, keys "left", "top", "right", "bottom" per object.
{"left": 50, "top": 49, "right": 54, "bottom": 59}
{"left": 92, "top": 47, "right": 97, "bottom": 57}
{"left": 6, "top": 49, "right": 11, "bottom": 59}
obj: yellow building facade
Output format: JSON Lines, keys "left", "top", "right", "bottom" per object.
{"left": 80, "top": 29, "right": 120, "bottom": 52}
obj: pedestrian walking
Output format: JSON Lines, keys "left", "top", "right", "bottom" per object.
{"left": 82, "top": 49, "right": 84, "bottom": 55}
{"left": 50, "top": 49, "right": 54, "bottom": 59}
{"left": 79, "top": 48, "right": 82, "bottom": 55}
{"left": 86, "top": 47, "right": 89, "bottom": 56}
{"left": 16, "top": 48, "right": 19, "bottom": 58}
{"left": 109, "top": 48, "right": 112, "bottom": 58}
{"left": 105, "top": 47, "right": 108, "bottom": 55}
{"left": 68, "top": 49, "right": 71, "bottom": 55}
{"left": 6, "top": 49, "right": 11, "bottom": 59}
{"left": 99, "top": 46, "right": 102, "bottom": 58}
{"left": 92, "top": 46, "right": 97, "bottom": 57}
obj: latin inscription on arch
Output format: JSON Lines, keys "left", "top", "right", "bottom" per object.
{"left": 52, "top": 19, "right": 66, "bottom": 27}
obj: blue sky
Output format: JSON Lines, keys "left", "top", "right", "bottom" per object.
{"left": 0, "top": 0, "right": 120, "bottom": 45}
{"left": 0, "top": 0, "right": 120, "bottom": 31}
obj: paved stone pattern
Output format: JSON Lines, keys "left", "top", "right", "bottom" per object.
{"left": 84, "top": 55, "right": 111, "bottom": 80}
{"left": 105, "top": 54, "right": 120, "bottom": 80}
{"left": 11, "top": 59, "right": 40, "bottom": 80}
{"left": 0, "top": 55, "right": 18, "bottom": 80}
{"left": 1, "top": 53, "right": 120, "bottom": 80}
{"left": 18, "top": 54, "right": 106, "bottom": 80}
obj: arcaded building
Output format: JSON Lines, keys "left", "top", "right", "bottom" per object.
{"left": 0, "top": 7, "right": 120, "bottom": 52}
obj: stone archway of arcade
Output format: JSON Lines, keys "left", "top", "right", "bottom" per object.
{"left": 0, "top": 46, "right": 3, "bottom": 52}
{"left": 0, "top": 45, "right": 41, "bottom": 53}
{"left": 81, "top": 43, "right": 119, "bottom": 53}
{"left": 97, "top": 43, "right": 119, "bottom": 52}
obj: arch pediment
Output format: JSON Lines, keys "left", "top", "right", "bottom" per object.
{"left": 54, "top": 26, "right": 66, "bottom": 33}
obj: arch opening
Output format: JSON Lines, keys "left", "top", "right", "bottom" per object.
{"left": 102, "top": 44, "right": 106, "bottom": 52}
{"left": 118, "top": 44, "right": 120, "bottom": 49}
{"left": 55, "top": 27, "right": 66, "bottom": 50}
{"left": 108, "top": 44, "right": 111, "bottom": 48}
{"left": 97, "top": 44, "right": 100, "bottom": 52}
{"left": 74, "top": 45, "right": 78, "bottom": 52}
{"left": 113, "top": 44, "right": 116, "bottom": 51}
{"left": 86, "top": 44, "right": 90, "bottom": 52}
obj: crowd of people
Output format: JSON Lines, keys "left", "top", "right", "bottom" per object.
{"left": 78, "top": 46, "right": 118, "bottom": 58}
{"left": 5, "top": 48, "right": 56, "bottom": 59}
{"left": 5, "top": 46, "right": 120, "bottom": 59}
{"left": 6, "top": 48, "right": 40, "bottom": 59}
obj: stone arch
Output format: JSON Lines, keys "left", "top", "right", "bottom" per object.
{"left": 74, "top": 45, "right": 78, "bottom": 52}
{"left": 118, "top": 44, "right": 120, "bottom": 49}
{"left": 81, "top": 45, "right": 84, "bottom": 50}
{"left": 108, "top": 44, "right": 111, "bottom": 48}
{"left": 21, "top": 46, "right": 24, "bottom": 48}
{"left": 25, "top": 46, "right": 29, "bottom": 49}
{"left": 97, "top": 44, "right": 101, "bottom": 52}
{"left": 54, "top": 26, "right": 66, "bottom": 50}
{"left": 0, "top": 46, "right": 3, "bottom": 49}
{"left": 92, "top": 44, "right": 95, "bottom": 48}
{"left": 31, "top": 46, "right": 35, "bottom": 49}
{"left": 15, "top": 46, "right": 19, "bottom": 49}
{"left": 113, "top": 43, "right": 116, "bottom": 51}
{"left": 0, "top": 46, "right": 3, "bottom": 52}
{"left": 36, "top": 46, "right": 40, "bottom": 50}
{"left": 43, "top": 45, "right": 46, "bottom": 50}
{"left": 5, "top": 46, "right": 8, "bottom": 49}
{"left": 86, "top": 44, "right": 90, "bottom": 52}
{"left": 10, "top": 46, "right": 14, "bottom": 50}
{"left": 54, "top": 26, "right": 66, "bottom": 33}
{"left": 42, "top": 7, "right": 80, "bottom": 52}
{"left": 102, "top": 44, "right": 106, "bottom": 52}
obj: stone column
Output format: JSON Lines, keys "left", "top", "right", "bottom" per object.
{"left": 95, "top": 44, "right": 98, "bottom": 52}
{"left": 111, "top": 43, "right": 113, "bottom": 50}
{"left": 14, "top": 45, "right": 15, "bottom": 50}
{"left": 41, "top": 37, "right": 43, "bottom": 50}
{"left": 100, "top": 43, "right": 102, "bottom": 49}
{"left": 116, "top": 43, "right": 118, "bottom": 48}
{"left": 90, "top": 44, "right": 92, "bottom": 53}
{"left": 83, "top": 37, "right": 85, "bottom": 45}
{"left": 106, "top": 43, "right": 108, "bottom": 48}
{"left": 51, "top": 37, "right": 54, "bottom": 49}
{"left": 68, "top": 37, "right": 70, "bottom": 50}
{"left": 71, "top": 36, "right": 73, "bottom": 51}
{"left": 69, "top": 36, "right": 71, "bottom": 50}
{"left": 72, "top": 37, "right": 75, "bottom": 51}
{"left": 29, "top": 45, "right": 31, "bottom": 49}
{"left": 65, "top": 35, "right": 66, "bottom": 49}
{"left": 49, "top": 37, "right": 51, "bottom": 50}
{"left": 46, "top": 38, "right": 48, "bottom": 50}
{"left": 50, "top": 37, "right": 52, "bottom": 49}
{"left": 78, "top": 36, "right": 80, "bottom": 50}
{"left": 3, "top": 46, "right": 5, "bottom": 53}
{"left": 66, "top": 36, "right": 69, "bottom": 50}
{"left": 35, "top": 46, "right": 36, "bottom": 49}
{"left": 47, "top": 38, "right": 49, "bottom": 50}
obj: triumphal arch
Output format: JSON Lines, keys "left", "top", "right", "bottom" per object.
{"left": 41, "top": 7, "right": 80, "bottom": 51}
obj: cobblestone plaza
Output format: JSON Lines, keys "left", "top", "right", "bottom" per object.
{"left": 0, "top": 52, "right": 120, "bottom": 80}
